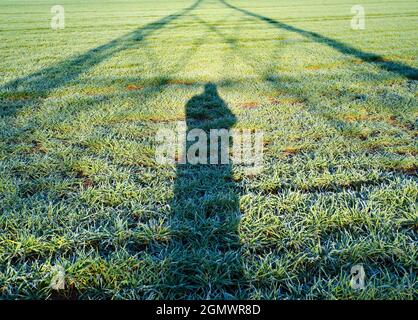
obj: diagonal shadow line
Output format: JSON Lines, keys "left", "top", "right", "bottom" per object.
{"left": 1, "top": 0, "right": 203, "bottom": 116}
{"left": 139, "top": 14, "right": 209, "bottom": 84}
{"left": 220, "top": 0, "right": 418, "bottom": 80}
{"left": 107, "top": 22, "right": 208, "bottom": 123}
{"left": 203, "top": 5, "right": 414, "bottom": 146}
{"left": 194, "top": 16, "right": 260, "bottom": 77}
{"left": 195, "top": 11, "right": 410, "bottom": 146}
{"left": 193, "top": 16, "right": 238, "bottom": 47}
{"left": 195, "top": 16, "right": 268, "bottom": 77}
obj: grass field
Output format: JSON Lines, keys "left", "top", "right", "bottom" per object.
{"left": 0, "top": 0, "right": 417, "bottom": 299}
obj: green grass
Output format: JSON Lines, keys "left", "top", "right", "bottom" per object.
{"left": 0, "top": 0, "right": 417, "bottom": 299}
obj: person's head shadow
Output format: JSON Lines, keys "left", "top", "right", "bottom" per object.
{"left": 166, "top": 83, "right": 244, "bottom": 298}
{"left": 185, "top": 82, "right": 236, "bottom": 130}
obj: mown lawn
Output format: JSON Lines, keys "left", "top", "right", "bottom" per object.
{"left": 0, "top": 0, "right": 417, "bottom": 299}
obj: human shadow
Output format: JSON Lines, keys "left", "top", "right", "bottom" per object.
{"left": 166, "top": 83, "right": 244, "bottom": 298}
{"left": 1, "top": 0, "right": 203, "bottom": 117}
{"left": 220, "top": 0, "right": 418, "bottom": 80}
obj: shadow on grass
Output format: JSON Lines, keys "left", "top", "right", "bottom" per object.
{"left": 220, "top": 0, "right": 418, "bottom": 80}
{"left": 0, "top": 0, "right": 203, "bottom": 117}
{"left": 165, "top": 83, "right": 244, "bottom": 298}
